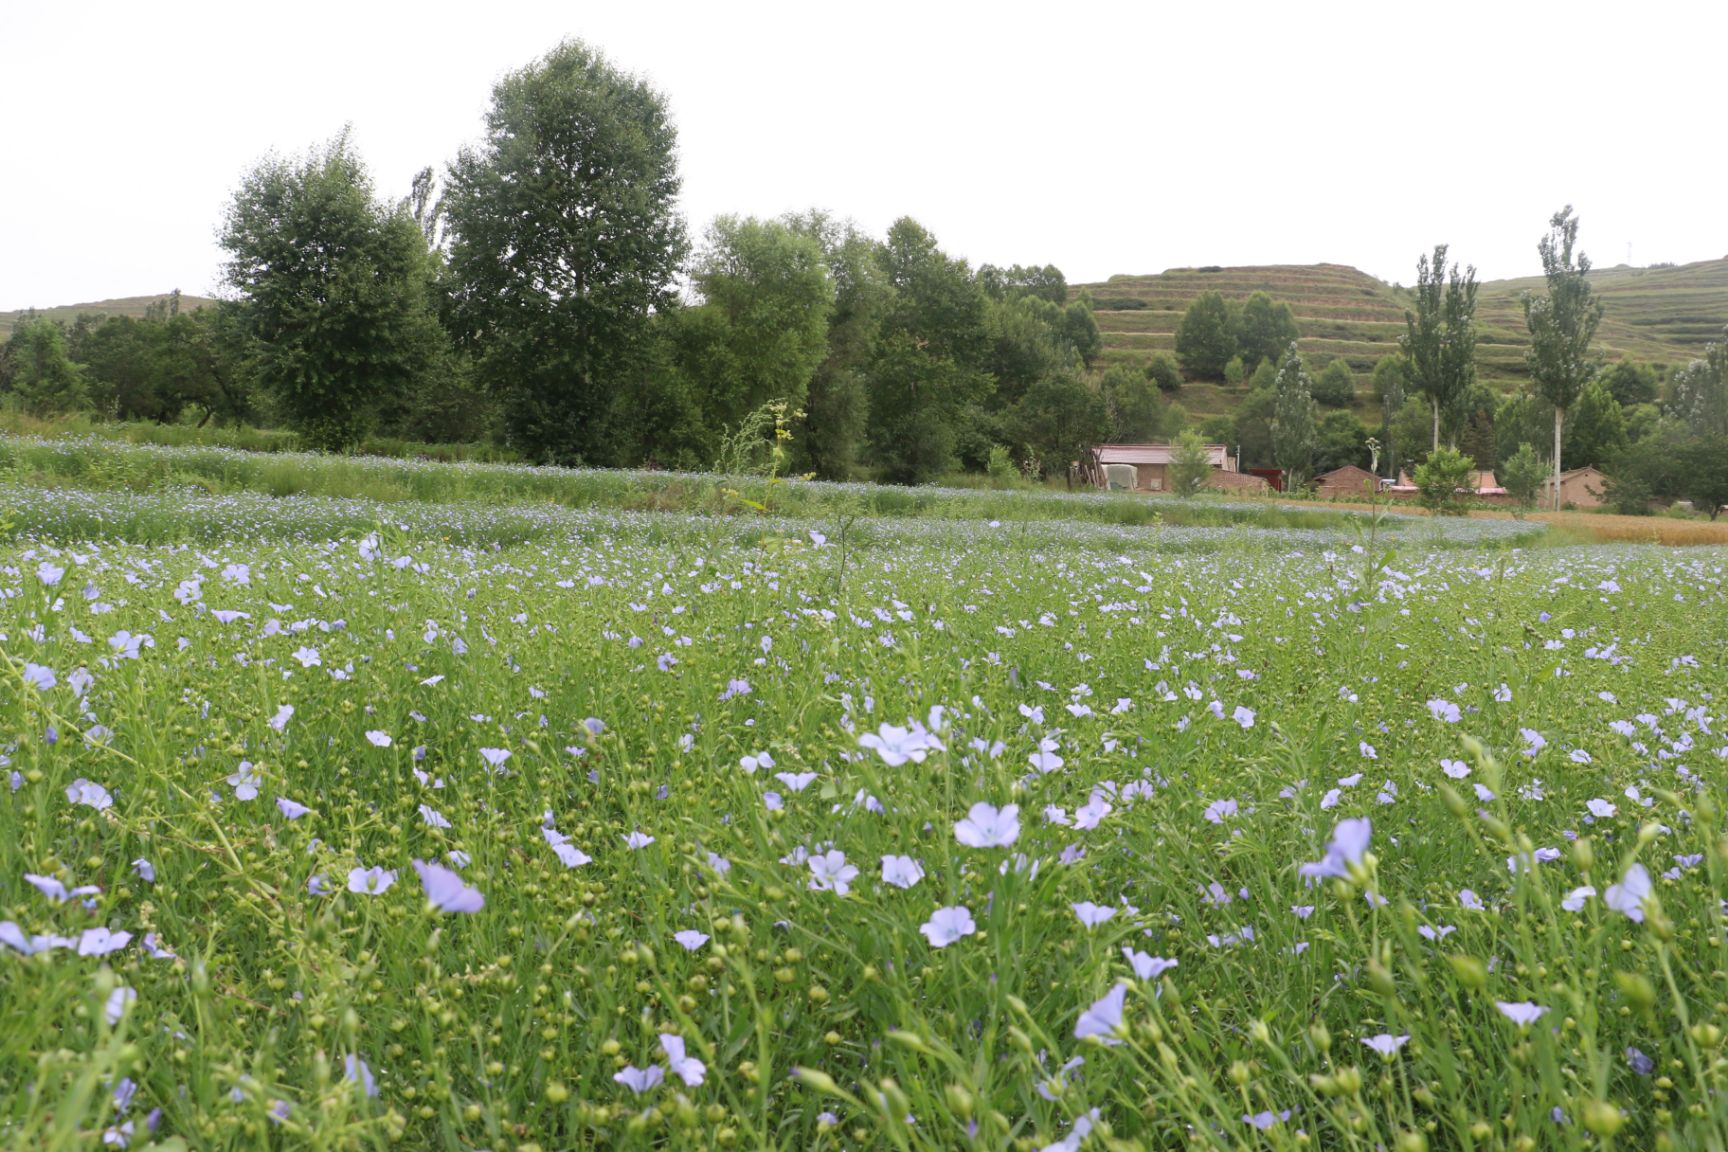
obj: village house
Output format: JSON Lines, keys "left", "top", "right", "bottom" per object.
{"left": 1542, "top": 465, "right": 1608, "bottom": 510}
{"left": 1312, "top": 465, "right": 1380, "bottom": 499}
{"left": 1084, "top": 443, "right": 1269, "bottom": 494}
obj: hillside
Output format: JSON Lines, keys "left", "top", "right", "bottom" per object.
{"left": 1080, "top": 258, "right": 1728, "bottom": 419}
{"left": 0, "top": 293, "right": 221, "bottom": 340}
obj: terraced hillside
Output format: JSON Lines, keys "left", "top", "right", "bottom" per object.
{"left": 1081, "top": 259, "right": 1728, "bottom": 417}
{"left": 0, "top": 293, "right": 220, "bottom": 340}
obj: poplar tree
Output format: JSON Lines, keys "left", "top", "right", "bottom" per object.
{"left": 1522, "top": 206, "right": 1604, "bottom": 509}
{"left": 1400, "top": 245, "right": 1478, "bottom": 453}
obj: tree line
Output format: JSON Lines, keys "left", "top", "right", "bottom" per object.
{"left": 1, "top": 37, "right": 1721, "bottom": 510}
{"left": 1, "top": 41, "right": 1160, "bottom": 485}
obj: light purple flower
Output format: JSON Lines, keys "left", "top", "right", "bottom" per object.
{"left": 881, "top": 855, "right": 924, "bottom": 889}
{"left": 1428, "top": 699, "right": 1460, "bottom": 724}
{"left": 954, "top": 802, "right": 1020, "bottom": 848}
{"left": 859, "top": 722, "right": 942, "bottom": 767}
{"left": 277, "top": 797, "right": 313, "bottom": 820}
{"left": 26, "top": 873, "right": 98, "bottom": 903}
{"left": 1074, "top": 983, "right": 1128, "bottom": 1043}
{"left": 1362, "top": 1034, "right": 1409, "bottom": 1057}
{"left": 614, "top": 1065, "right": 663, "bottom": 1094}
{"left": 347, "top": 866, "right": 396, "bottom": 895}
{"left": 1496, "top": 1001, "right": 1549, "bottom": 1027}
{"left": 105, "top": 986, "right": 136, "bottom": 1025}
{"left": 226, "top": 764, "right": 261, "bottom": 802}
{"left": 417, "top": 804, "right": 451, "bottom": 829}
{"left": 269, "top": 704, "right": 294, "bottom": 732}
{"left": 1072, "top": 901, "right": 1116, "bottom": 928}
{"left": 807, "top": 850, "right": 859, "bottom": 896}
{"left": 1, "top": 922, "right": 34, "bottom": 954}
{"left": 921, "top": 905, "right": 976, "bottom": 947}
{"left": 131, "top": 859, "right": 154, "bottom": 883}
{"left": 1604, "top": 863, "right": 1651, "bottom": 923}
{"left": 1203, "top": 798, "right": 1238, "bottom": 824}
{"left": 1122, "top": 949, "right": 1177, "bottom": 980}
{"left": 22, "top": 662, "right": 56, "bottom": 691}
{"left": 552, "top": 842, "right": 591, "bottom": 868}
{"left": 67, "top": 778, "right": 114, "bottom": 811}
{"left": 343, "top": 1054, "right": 378, "bottom": 1097}
{"left": 624, "top": 831, "right": 655, "bottom": 850}
{"left": 1299, "top": 817, "right": 1372, "bottom": 883}
{"left": 673, "top": 930, "right": 709, "bottom": 951}
{"left": 78, "top": 927, "right": 132, "bottom": 957}
{"left": 1562, "top": 886, "right": 1596, "bottom": 912}
{"left": 412, "top": 859, "right": 484, "bottom": 913}
{"left": 479, "top": 747, "right": 511, "bottom": 770}
{"left": 660, "top": 1034, "right": 706, "bottom": 1087}
{"left": 365, "top": 730, "right": 392, "bottom": 748}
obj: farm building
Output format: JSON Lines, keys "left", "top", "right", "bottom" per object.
{"left": 1085, "top": 443, "right": 1238, "bottom": 493}
{"left": 1313, "top": 465, "right": 1380, "bottom": 499}
{"left": 1542, "top": 466, "right": 1608, "bottom": 510}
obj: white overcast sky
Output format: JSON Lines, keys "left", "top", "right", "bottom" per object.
{"left": 4, "top": 0, "right": 1724, "bottom": 311}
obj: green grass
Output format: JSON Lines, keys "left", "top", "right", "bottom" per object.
{"left": 0, "top": 478, "right": 1722, "bottom": 1151}
{"left": 0, "top": 431, "right": 1524, "bottom": 542}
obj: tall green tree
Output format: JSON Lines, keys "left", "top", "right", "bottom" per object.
{"left": 674, "top": 215, "right": 834, "bottom": 438}
{"left": 1232, "top": 357, "right": 1278, "bottom": 468}
{"left": 1680, "top": 436, "right": 1728, "bottom": 519}
{"left": 1168, "top": 427, "right": 1215, "bottom": 497}
{"left": 1501, "top": 443, "right": 1547, "bottom": 512}
{"left": 865, "top": 219, "right": 992, "bottom": 483}
{"left": 983, "top": 294, "right": 1068, "bottom": 408}
{"left": 1270, "top": 343, "right": 1318, "bottom": 488}
{"left": 1601, "top": 361, "right": 1659, "bottom": 407}
{"left": 1233, "top": 292, "right": 1299, "bottom": 371}
{"left": 1669, "top": 327, "right": 1728, "bottom": 439}
{"left": 1311, "top": 359, "right": 1356, "bottom": 407}
{"left": 444, "top": 40, "right": 688, "bottom": 464}
{"left": 1314, "top": 410, "right": 1370, "bottom": 474}
{"left": 221, "top": 130, "right": 444, "bottom": 450}
{"left": 784, "top": 213, "right": 887, "bottom": 480}
{"left": 1011, "top": 366, "right": 1108, "bottom": 483}
{"left": 1388, "top": 396, "right": 1434, "bottom": 474}
{"left": 3, "top": 317, "right": 85, "bottom": 416}
{"left": 1174, "top": 291, "right": 1236, "bottom": 381}
{"left": 1561, "top": 380, "right": 1626, "bottom": 468}
{"left": 1100, "top": 363, "right": 1167, "bottom": 441}
{"left": 1060, "top": 296, "right": 1103, "bottom": 369}
{"left": 1399, "top": 245, "right": 1478, "bottom": 453}
{"left": 1522, "top": 206, "right": 1605, "bottom": 509}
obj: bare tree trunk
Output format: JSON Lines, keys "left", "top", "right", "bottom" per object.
{"left": 1432, "top": 400, "right": 1440, "bottom": 454}
{"left": 1552, "top": 407, "right": 1564, "bottom": 512}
